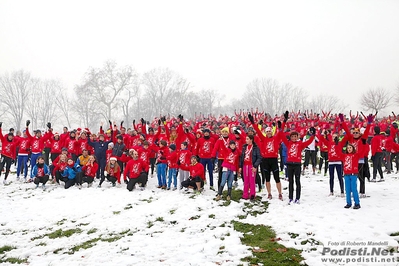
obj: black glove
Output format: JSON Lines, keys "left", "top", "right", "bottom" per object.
{"left": 309, "top": 127, "right": 316, "bottom": 135}
{"left": 393, "top": 122, "right": 398, "bottom": 129}
{"left": 334, "top": 136, "right": 339, "bottom": 145}
{"left": 0, "top": 122, "right": 2, "bottom": 128}
{"left": 141, "top": 118, "right": 145, "bottom": 125}
{"left": 259, "top": 120, "right": 263, "bottom": 126}
{"left": 277, "top": 121, "right": 282, "bottom": 129}
{"left": 161, "top": 116, "right": 166, "bottom": 123}
{"left": 272, "top": 122, "right": 276, "bottom": 127}
{"left": 47, "top": 122, "right": 51, "bottom": 129}
{"left": 361, "top": 138, "right": 367, "bottom": 145}
{"left": 26, "top": 120, "right": 31, "bottom": 127}
{"left": 121, "top": 121, "right": 124, "bottom": 127}
{"left": 248, "top": 113, "right": 254, "bottom": 124}
{"left": 184, "top": 128, "right": 189, "bottom": 133}
{"left": 133, "top": 119, "right": 136, "bottom": 125}
{"left": 283, "top": 111, "right": 289, "bottom": 122}
{"left": 108, "top": 120, "right": 112, "bottom": 126}
{"left": 234, "top": 129, "right": 240, "bottom": 134}
{"left": 158, "top": 119, "right": 161, "bottom": 126}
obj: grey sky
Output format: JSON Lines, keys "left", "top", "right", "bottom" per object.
{"left": 1, "top": 0, "right": 398, "bottom": 113}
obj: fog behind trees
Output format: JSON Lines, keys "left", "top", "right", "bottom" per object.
{"left": 0, "top": 60, "right": 394, "bottom": 131}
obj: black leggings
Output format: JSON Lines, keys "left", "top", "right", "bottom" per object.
{"left": 287, "top": 163, "right": 301, "bottom": 200}
{"left": 319, "top": 151, "right": 328, "bottom": 174}
{"left": 34, "top": 175, "right": 49, "bottom": 185}
{"left": 372, "top": 152, "right": 384, "bottom": 179}
{"left": 127, "top": 172, "right": 148, "bottom": 191}
{"left": 0, "top": 156, "right": 13, "bottom": 180}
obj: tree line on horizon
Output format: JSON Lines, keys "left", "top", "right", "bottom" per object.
{"left": 0, "top": 60, "right": 394, "bottom": 131}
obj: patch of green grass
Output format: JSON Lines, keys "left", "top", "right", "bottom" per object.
{"left": 87, "top": 228, "right": 98, "bottom": 235}
{"left": 140, "top": 197, "right": 153, "bottom": 203}
{"left": 77, "top": 223, "right": 89, "bottom": 227}
{"left": 208, "top": 214, "right": 216, "bottom": 219}
{"left": 124, "top": 204, "right": 133, "bottom": 210}
{"left": 70, "top": 237, "right": 101, "bottom": 253}
{"left": 102, "top": 235, "right": 123, "bottom": 242}
{"left": 0, "top": 257, "right": 28, "bottom": 264}
{"left": 147, "top": 221, "right": 154, "bottom": 228}
{"left": 113, "top": 211, "right": 121, "bottom": 215}
{"left": 0, "top": 245, "right": 16, "bottom": 254}
{"left": 155, "top": 217, "right": 164, "bottom": 222}
{"left": 180, "top": 227, "right": 186, "bottom": 232}
{"left": 56, "top": 218, "right": 67, "bottom": 226}
{"left": 53, "top": 248, "right": 63, "bottom": 254}
{"left": 46, "top": 228, "right": 83, "bottom": 239}
{"left": 169, "top": 209, "right": 176, "bottom": 215}
{"left": 189, "top": 215, "right": 200, "bottom": 220}
{"left": 37, "top": 242, "right": 47, "bottom": 246}
{"left": 390, "top": 232, "right": 399, "bottom": 237}
{"left": 288, "top": 232, "right": 299, "bottom": 239}
{"left": 233, "top": 221, "right": 304, "bottom": 266}
{"left": 301, "top": 238, "right": 322, "bottom": 246}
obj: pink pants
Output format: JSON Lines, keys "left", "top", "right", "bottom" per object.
{"left": 242, "top": 165, "right": 256, "bottom": 199}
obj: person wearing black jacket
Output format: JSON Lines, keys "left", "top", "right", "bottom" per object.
{"left": 239, "top": 135, "right": 262, "bottom": 201}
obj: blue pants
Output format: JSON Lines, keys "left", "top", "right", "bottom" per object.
{"left": 200, "top": 158, "right": 214, "bottom": 186}
{"left": 218, "top": 169, "right": 234, "bottom": 195}
{"left": 96, "top": 157, "right": 106, "bottom": 179}
{"left": 157, "top": 163, "right": 167, "bottom": 186}
{"left": 167, "top": 168, "right": 177, "bottom": 188}
{"left": 30, "top": 153, "right": 41, "bottom": 171}
{"left": 344, "top": 175, "right": 360, "bottom": 206}
{"left": 17, "top": 154, "right": 29, "bottom": 178}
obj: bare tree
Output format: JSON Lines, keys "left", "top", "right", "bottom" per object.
{"left": 0, "top": 70, "right": 32, "bottom": 130}
{"left": 72, "top": 85, "right": 102, "bottom": 130}
{"left": 54, "top": 85, "right": 73, "bottom": 128}
{"left": 308, "top": 94, "right": 347, "bottom": 114}
{"left": 78, "top": 60, "right": 137, "bottom": 120}
{"left": 360, "top": 87, "right": 391, "bottom": 113}
{"left": 120, "top": 72, "right": 140, "bottom": 124}
{"left": 142, "top": 68, "right": 190, "bottom": 117}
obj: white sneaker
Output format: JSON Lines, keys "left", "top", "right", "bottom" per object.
{"left": 340, "top": 193, "right": 345, "bottom": 198}
{"left": 3, "top": 179, "right": 7, "bottom": 185}
{"left": 329, "top": 192, "right": 334, "bottom": 196}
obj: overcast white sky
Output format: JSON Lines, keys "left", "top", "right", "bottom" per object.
{"left": 1, "top": 0, "right": 399, "bottom": 112}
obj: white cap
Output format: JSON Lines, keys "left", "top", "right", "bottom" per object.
{"left": 110, "top": 157, "right": 117, "bottom": 161}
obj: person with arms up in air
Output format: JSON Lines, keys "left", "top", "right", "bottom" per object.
{"left": 0, "top": 122, "right": 17, "bottom": 185}
{"left": 25, "top": 120, "right": 52, "bottom": 174}
{"left": 31, "top": 156, "right": 50, "bottom": 190}
{"left": 279, "top": 111, "right": 316, "bottom": 204}
{"left": 248, "top": 113, "right": 283, "bottom": 200}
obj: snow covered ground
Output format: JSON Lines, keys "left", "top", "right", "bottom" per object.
{"left": 1, "top": 168, "right": 399, "bottom": 266}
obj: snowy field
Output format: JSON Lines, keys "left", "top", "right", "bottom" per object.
{"left": 1, "top": 168, "right": 399, "bottom": 266}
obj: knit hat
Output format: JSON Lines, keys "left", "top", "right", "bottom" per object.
{"left": 221, "top": 127, "right": 229, "bottom": 133}
{"left": 108, "top": 142, "right": 114, "bottom": 148}
{"left": 110, "top": 157, "right": 117, "bottom": 161}
{"left": 169, "top": 144, "right": 176, "bottom": 151}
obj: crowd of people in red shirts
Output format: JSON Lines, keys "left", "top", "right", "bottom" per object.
{"left": 1, "top": 109, "right": 398, "bottom": 208}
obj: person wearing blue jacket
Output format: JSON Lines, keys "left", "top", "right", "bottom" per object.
{"left": 87, "top": 121, "right": 114, "bottom": 180}
{"left": 31, "top": 156, "right": 51, "bottom": 190}
{"left": 61, "top": 158, "right": 82, "bottom": 189}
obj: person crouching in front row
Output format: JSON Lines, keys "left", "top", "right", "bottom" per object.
{"left": 31, "top": 156, "right": 51, "bottom": 190}
{"left": 124, "top": 150, "right": 149, "bottom": 191}
{"left": 181, "top": 155, "right": 205, "bottom": 194}
{"left": 100, "top": 157, "right": 121, "bottom": 187}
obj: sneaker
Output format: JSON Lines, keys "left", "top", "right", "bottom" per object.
{"left": 278, "top": 194, "right": 283, "bottom": 201}
{"left": 370, "top": 178, "right": 376, "bottom": 182}
{"left": 88, "top": 183, "right": 92, "bottom": 188}
{"left": 195, "top": 191, "right": 201, "bottom": 195}
{"left": 157, "top": 185, "right": 162, "bottom": 188}
{"left": 226, "top": 195, "right": 231, "bottom": 201}
{"left": 353, "top": 204, "right": 361, "bottom": 209}
{"left": 166, "top": 187, "right": 171, "bottom": 190}
{"left": 285, "top": 177, "right": 289, "bottom": 181}
{"left": 3, "top": 179, "right": 7, "bottom": 185}
{"left": 184, "top": 188, "right": 189, "bottom": 192}
{"left": 267, "top": 194, "right": 272, "bottom": 200}
{"left": 215, "top": 195, "right": 221, "bottom": 201}
{"left": 317, "top": 170, "right": 321, "bottom": 174}
{"left": 294, "top": 199, "right": 300, "bottom": 204}
{"left": 233, "top": 181, "right": 238, "bottom": 188}
{"left": 35, "top": 184, "right": 39, "bottom": 189}
{"left": 262, "top": 184, "right": 265, "bottom": 189}
{"left": 16, "top": 176, "right": 20, "bottom": 181}
{"left": 329, "top": 192, "right": 334, "bottom": 196}
{"left": 112, "top": 183, "right": 116, "bottom": 187}
{"left": 288, "top": 199, "right": 293, "bottom": 205}
{"left": 97, "top": 185, "right": 101, "bottom": 188}
{"left": 210, "top": 186, "right": 215, "bottom": 191}
{"left": 377, "top": 178, "right": 385, "bottom": 182}
{"left": 340, "top": 193, "right": 344, "bottom": 198}
{"left": 42, "top": 185, "right": 46, "bottom": 190}
{"left": 78, "top": 184, "right": 82, "bottom": 189}
{"left": 344, "top": 204, "right": 351, "bottom": 208}
{"left": 250, "top": 195, "right": 255, "bottom": 202}
{"left": 139, "top": 187, "right": 145, "bottom": 191}
{"left": 161, "top": 185, "right": 166, "bottom": 190}
{"left": 172, "top": 187, "right": 177, "bottom": 191}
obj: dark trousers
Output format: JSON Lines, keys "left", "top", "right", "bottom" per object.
{"left": 0, "top": 156, "right": 13, "bottom": 179}
{"left": 43, "top": 147, "right": 51, "bottom": 166}
{"left": 127, "top": 172, "right": 148, "bottom": 191}
{"left": 287, "top": 163, "right": 301, "bottom": 200}
{"left": 319, "top": 151, "right": 328, "bottom": 174}
{"left": 150, "top": 158, "right": 156, "bottom": 175}
{"left": 100, "top": 175, "right": 117, "bottom": 186}
{"left": 34, "top": 175, "right": 49, "bottom": 185}
{"left": 181, "top": 176, "right": 204, "bottom": 190}
{"left": 262, "top": 157, "right": 280, "bottom": 183}
{"left": 372, "top": 152, "right": 384, "bottom": 179}
{"left": 329, "top": 164, "right": 344, "bottom": 193}
{"left": 200, "top": 158, "right": 214, "bottom": 186}
{"left": 65, "top": 178, "right": 76, "bottom": 189}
